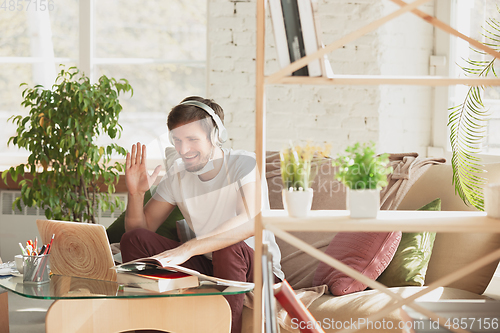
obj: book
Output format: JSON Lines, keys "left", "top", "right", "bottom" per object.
{"left": 296, "top": 0, "right": 322, "bottom": 77}
{"left": 268, "top": 0, "right": 292, "bottom": 70}
{"left": 116, "top": 257, "right": 254, "bottom": 289}
{"left": 274, "top": 279, "right": 325, "bottom": 333}
{"left": 271, "top": 0, "right": 333, "bottom": 78}
{"left": 281, "top": 0, "right": 309, "bottom": 76}
{"left": 117, "top": 268, "right": 199, "bottom": 293}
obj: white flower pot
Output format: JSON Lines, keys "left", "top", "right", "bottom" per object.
{"left": 347, "top": 188, "right": 380, "bottom": 219}
{"left": 282, "top": 188, "right": 313, "bottom": 218}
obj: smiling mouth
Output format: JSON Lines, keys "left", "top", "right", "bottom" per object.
{"left": 182, "top": 154, "right": 199, "bottom": 162}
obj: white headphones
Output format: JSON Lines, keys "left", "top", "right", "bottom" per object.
{"left": 169, "top": 100, "right": 228, "bottom": 146}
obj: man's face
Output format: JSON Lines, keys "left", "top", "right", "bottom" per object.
{"left": 171, "top": 120, "right": 213, "bottom": 172}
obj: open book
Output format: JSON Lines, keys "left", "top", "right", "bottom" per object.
{"left": 116, "top": 257, "right": 254, "bottom": 289}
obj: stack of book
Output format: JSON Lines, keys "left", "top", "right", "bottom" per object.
{"left": 116, "top": 257, "right": 255, "bottom": 293}
{"left": 269, "top": 0, "right": 333, "bottom": 77}
{"left": 117, "top": 268, "right": 199, "bottom": 293}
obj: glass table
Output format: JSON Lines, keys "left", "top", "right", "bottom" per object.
{"left": 0, "top": 274, "right": 253, "bottom": 333}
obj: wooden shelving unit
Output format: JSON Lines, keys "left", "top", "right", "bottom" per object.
{"left": 252, "top": 0, "right": 500, "bottom": 332}
{"left": 261, "top": 210, "right": 500, "bottom": 233}
{"left": 272, "top": 75, "right": 500, "bottom": 86}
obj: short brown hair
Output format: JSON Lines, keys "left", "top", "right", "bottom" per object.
{"left": 167, "top": 96, "right": 224, "bottom": 137}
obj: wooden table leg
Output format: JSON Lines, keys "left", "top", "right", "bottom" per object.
{"left": 0, "top": 291, "right": 9, "bottom": 333}
{"left": 45, "top": 295, "right": 231, "bottom": 333}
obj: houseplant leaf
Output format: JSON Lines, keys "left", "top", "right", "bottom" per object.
{"left": 448, "top": 11, "right": 500, "bottom": 210}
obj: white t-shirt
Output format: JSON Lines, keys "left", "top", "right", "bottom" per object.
{"left": 154, "top": 148, "right": 284, "bottom": 281}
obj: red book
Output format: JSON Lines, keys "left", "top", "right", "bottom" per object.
{"left": 274, "top": 280, "right": 325, "bottom": 333}
{"left": 117, "top": 268, "right": 199, "bottom": 293}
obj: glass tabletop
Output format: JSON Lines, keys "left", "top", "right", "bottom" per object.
{"left": 0, "top": 274, "right": 253, "bottom": 300}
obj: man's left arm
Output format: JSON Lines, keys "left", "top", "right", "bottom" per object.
{"left": 151, "top": 181, "right": 259, "bottom": 265}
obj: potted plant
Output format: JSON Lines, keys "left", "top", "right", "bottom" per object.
{"left": 2, "top": 66, "right": 133, "bottom": 223}
{"left": 280, "top": 142, "right": 330, "bottom": 218}
{"left": 333, "top": 142, "right": 392, "bottom": 218}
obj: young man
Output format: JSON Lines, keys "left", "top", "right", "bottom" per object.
{"left": 120, "top": 96, "right": 283, "bottom": 333}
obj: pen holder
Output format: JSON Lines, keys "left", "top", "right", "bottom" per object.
{"left": 22, "top": 254, "right": 50, "bottom": 284}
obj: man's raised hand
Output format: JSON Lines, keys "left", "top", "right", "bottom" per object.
{"left": 125, "top": 142, "right": 162, "bottom": 195}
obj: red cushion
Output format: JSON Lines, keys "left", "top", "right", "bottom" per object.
{"left": 313, "top": 232, "right": 402, "bottom": 295}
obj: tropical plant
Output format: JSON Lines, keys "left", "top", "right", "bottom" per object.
{"left": 333, "top": 142, "right": 392, "bottom": 190}
{"left": 280, "top": 142, "right": 331, "bottom": 191}
{"left": 448, "top": 8, "right": 500, "bottom": 210}
{"left": 2, "top": 66, "right": 133, "bottom": 223}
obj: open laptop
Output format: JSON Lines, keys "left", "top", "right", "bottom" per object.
{"left": 36, "top": 219, "right": 117, "bottom": 282}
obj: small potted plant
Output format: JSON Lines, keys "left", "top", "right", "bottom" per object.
{"left": 280, "top": 142, "right": 330, "bottom": 218}
{"left": 333, "top": 142, "right": 392, "bottom": 218}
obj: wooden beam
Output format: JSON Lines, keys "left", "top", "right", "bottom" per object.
{"left": 0, "top": 291, "right": 8, "bottom": 333}
{"left": 390, "top": 0, "right": 500, "bottom": 60}
{"left": 274, "top": 75, "right": 500, "bottom": 86}
{"left": 266, "top": 0, "right": 433, "bottom": 83}
{"left": 254, "top": 0, "right": 266, "bottom": 331}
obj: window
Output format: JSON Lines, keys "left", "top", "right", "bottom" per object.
{"left": 448, "top": 0, "right": 500, "bottom": 156}
{"left": 0, "top": 0, "right": 207, "bottom": 169}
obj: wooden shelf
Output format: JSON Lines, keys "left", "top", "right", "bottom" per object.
{"left": 253, "top": 0, "right": 500, "bottom": 331}
{"left": 270, "top": 75, "right": 500, "bottom": 86}
{"left": 262, "top": 210, "right": 500, "bottom": 233}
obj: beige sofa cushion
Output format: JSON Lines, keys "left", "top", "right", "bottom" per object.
{"left": 425, "top": 232, "right": 500, "bottom": 295}
{"left": 242, "top": 287, "right": 489, "bottom": 333}
{"left": 399, "top": 162, "right": 500, "bottom": 211}
{"left": 399, "top": 162, "right": 500, "bottom": 294}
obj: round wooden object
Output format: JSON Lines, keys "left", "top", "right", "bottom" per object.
{"left": 37, "top": 219, "right": 117, "bottom": 281}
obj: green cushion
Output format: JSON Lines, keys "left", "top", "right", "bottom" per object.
{"left": 376, "top": 198, "right": 440, "bottom": 287}
{"left": 106, "top": 189, "right": 182, "bottom": 243}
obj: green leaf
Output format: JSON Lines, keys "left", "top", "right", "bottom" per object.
{"left": 8, "top": 65, "right": 132, "bottom": 222}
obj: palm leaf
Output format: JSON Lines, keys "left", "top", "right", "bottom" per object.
{"left": 448, "top": 11, "right": 500, "bottom": 210}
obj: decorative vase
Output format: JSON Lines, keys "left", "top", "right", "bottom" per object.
{"left": 282, "top": 188, "right": 314, "bottom": 218}
{"left": 347, "top": 188, "right": 380, "bottom": 219}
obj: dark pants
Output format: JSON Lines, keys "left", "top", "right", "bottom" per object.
{"left": 121, "top": 228, "right": 275, "bottom": 333}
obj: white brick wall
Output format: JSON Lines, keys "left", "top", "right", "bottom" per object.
{"left": 207, "top": 0, "right": 435, "bottom": 156}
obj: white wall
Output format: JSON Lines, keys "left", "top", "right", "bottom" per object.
{"left": 207, "top": 0, "right": 435, "bottom": 156}
{"left": 0, "top": 190, "right": 122, "bottom": 261}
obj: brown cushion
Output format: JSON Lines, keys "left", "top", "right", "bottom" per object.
{"left": 276, "top": 231, "right": 337, "bottom": 289}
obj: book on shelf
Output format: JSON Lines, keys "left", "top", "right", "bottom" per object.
{"left": 281, "top": 0, "right": 309, "bottom": 76}
{"left": 116, "top": 257, "right": 254, "bottom": 289}
{"left": 274, "top": 279, "right": 325, "bottom": 333}
{"left": 269, "top": 0, "right": 333, "bottom": 78}
{"left": 117, "top": 268, "right": 199, "bottom": 293}
{"left": 269, "top": 0, "right": 291, "bottom": 69}
{"left": 296, "top": 0, "right": 322, "bottom": 77}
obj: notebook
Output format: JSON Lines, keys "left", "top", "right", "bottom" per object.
{"left": 36, "top": 219, "right": 117, "bottom": 282}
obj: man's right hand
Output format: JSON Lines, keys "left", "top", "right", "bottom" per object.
{"left": 125, "top": 142, "right": 162, "bottom": 195}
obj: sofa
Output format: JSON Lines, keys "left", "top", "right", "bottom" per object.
{"left": 241, "top": 153, "right": 500, "bottom": 333}
{"left": 106, "top": 151, "right": 500, "bottom": 333}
